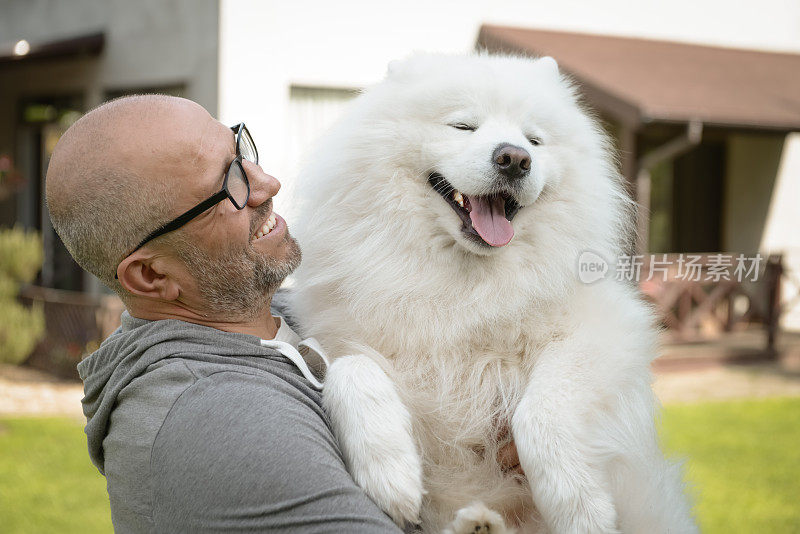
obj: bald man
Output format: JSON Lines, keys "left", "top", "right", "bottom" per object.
{"left": 47, "top": 95, "right": 522, "bottom": 533}
{"left": 46, "top": 95, "right": 404, "bottom": 533}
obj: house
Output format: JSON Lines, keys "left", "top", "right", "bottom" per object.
{"left": 1, "top": 0, "right": 798, "bottom": 374}
{"left": 0, "top": 0, "right": 219, "bottom": 296}
{"left": 477, "top": 25, "right": 800, "bottom": 338}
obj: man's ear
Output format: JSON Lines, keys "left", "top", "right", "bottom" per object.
{"left": 117, "top": 251, "right": 182, "bottom": 301}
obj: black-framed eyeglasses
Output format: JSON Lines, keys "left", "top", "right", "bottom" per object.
{"left": 115, "top": 123, "right": 258, "bottom": 279}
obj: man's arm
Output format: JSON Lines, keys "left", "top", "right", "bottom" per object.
{"left": 150, "top": 370, "right": 403, "bottom": 533}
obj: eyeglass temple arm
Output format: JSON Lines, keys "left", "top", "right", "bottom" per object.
{"left": 114, "top": 190, "right": 229, "bottom": 280}
{"left": 129, "top": 190, "right": 229, "bottom": 255}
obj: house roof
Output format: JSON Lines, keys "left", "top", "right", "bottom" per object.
{"left": 477, "top": 25, "right": 800, "bottom": 132}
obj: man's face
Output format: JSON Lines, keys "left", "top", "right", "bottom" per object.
{"left": 144, "top": 105, "right": 301, "bottom": 319}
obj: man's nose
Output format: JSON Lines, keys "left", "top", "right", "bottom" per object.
{"left": 243, "top": 160, "right": 280, "bottom": 206}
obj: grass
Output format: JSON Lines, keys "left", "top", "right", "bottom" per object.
{"left": 0, "top": 398, "right": 798, "bottom": 533}
{"left": 0, "top": 417, "right": 112, "bottom": 533}
{"left": 660, "top": 397, "right": 800, "bottom": 533}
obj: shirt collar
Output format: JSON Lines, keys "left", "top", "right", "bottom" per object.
{"left": 261, "top": 316, "right": 328, "bottom": 389}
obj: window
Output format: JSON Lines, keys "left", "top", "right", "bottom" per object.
{"left": 287, "top": 85, "right": 358, "bottom": 174}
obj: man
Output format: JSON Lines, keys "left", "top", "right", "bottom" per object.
{"left": 46, "top": 95, "right": 519, "bottom": 533}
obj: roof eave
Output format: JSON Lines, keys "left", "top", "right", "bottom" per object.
{"left": 0, "top": 32, "right": 105, "bottom": 65}
{"left": 644, "top": 116, "right": 800, "bottom": 134}
{"left": 477, "top": 25, "right": 800, "bottom": 134}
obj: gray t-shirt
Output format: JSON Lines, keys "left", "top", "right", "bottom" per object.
{"left": 78, "top": 310, "right": 402, "bottom": 533}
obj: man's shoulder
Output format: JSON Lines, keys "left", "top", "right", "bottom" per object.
{"left": 148, "top": 368, "right": 340, "bottom": 513}
{"left": 104, "top": 356, "right": 331, "bottom": 520}
{"left": 157, "top": 368, "right": 328, "bottom": 440}
{"left": 148, "top": 369, "right": 402, "bottom": 533}
{"left": 108, "top": 355, "right": 326, "bottom": 469}
{"left": 123, "top": 356, "right": 323, "bottom": 422}
{"left": 166, "top": 361, "right": 325, "bottom": 414}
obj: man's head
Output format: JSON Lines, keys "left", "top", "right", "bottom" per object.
{"left": 46, "top": 95, "right": 301, "bottom": 323}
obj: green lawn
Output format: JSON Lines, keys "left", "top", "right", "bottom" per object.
{"left": 1, "top": 398, "right": 798, "bottom": 533}
{"left": 661, "top": 397, "right": 800, "bottom": 533}
{"left": 0, "top": 417, "right": 112, "bottom": 533}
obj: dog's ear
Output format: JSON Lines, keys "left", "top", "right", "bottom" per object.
{"left": 386, "top": 53, "right": 432, "bottom": 81}
{"left": 537, "top": 56, "right": 559, "bottom": 75}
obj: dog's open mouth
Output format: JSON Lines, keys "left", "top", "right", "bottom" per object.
{"left": 428, "top": 173, "right": 521, "bottom": 247}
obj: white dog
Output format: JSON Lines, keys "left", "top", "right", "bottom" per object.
{"left": 289, "top": 53, "right": 696, "bottom": 534}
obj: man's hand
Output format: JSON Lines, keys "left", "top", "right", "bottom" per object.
{"left": 497, "top": 424, "right": 524, "bottom": 476}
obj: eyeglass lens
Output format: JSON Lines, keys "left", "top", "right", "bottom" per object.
{"left": 227, "top": 161, "right": 249, "bottom": 209}
{"left": 238, "top": 127, "right": 258, "bottom": 164}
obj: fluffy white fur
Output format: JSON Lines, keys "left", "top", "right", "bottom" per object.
{"left": 289, "top": 53, "right": 697, "bottom": 533}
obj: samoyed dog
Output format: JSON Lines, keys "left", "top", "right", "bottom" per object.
{"left": 289, "top": 54, "right": 696, "bottom": 533}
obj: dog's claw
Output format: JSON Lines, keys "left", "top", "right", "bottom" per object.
{"left": 355, "top": 450, "right": 425, "bottom": 526}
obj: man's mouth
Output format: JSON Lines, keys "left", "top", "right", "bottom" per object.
{"left": 428, "top": 172, "right": 521, "bottom": 247}
{"left": 251, "top": 200, "right": 280, "bottom": 242}
{"left": 252, "top": 212, "right": 278, "bottom": 241}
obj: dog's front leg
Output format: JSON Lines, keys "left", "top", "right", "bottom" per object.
{"left": 323, "top": 354, "right": 424, "bottom": 527}
{"left": 512, "top": 345, "right": 619, "bottom": 534}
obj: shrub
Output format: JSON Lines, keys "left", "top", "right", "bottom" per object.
{"left": 0, "top": 226, "right": 44, "bottom": 365}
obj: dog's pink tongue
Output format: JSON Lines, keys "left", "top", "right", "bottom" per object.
{"left": 466, "top": 195, "right": 514, "bottom": 247}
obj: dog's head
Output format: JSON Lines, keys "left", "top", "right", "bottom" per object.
{"left": 387, "top": 55, "right": 563, "bottom": 253}
{"left": 294, "top": 54, "right": 631, "bottom": 308}
{"left": 323, "top": 53, "right": 627, "bottom": 260}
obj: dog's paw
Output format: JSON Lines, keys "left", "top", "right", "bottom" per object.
{"left": 323, "top": 354, "right": 425, "bottom": 525}
{"left": 534, "top": 483, "right": 620, "bottom": 534}
{"left": 351, "top": 448, "right": 425, "bottom": 526}
{"left": 443, "top": 502, "right": 514, "bottom": 534}
{"left": 571, "top": 498, "right": 620, "bottom": 534}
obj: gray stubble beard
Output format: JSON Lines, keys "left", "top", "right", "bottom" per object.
{"left": 175, "top": 231, "right": 302, "bottom": 321}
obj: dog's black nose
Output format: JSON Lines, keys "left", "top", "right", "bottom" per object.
{"left": 492, "top": 143, "right": 531, "bottom": 179}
